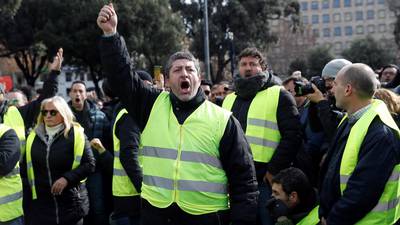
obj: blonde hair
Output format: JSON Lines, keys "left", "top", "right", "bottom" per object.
{"left": 374, "top": 88, "right": 400, "bottom": 116}
{"left": 36, "top": 96, "right": 77, "bottom": 138}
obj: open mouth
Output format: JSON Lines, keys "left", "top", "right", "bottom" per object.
{"left": 180, "top": 81, "right": 190, "bottom": 90}
{"left": 75, "top": 98, "right": 81, "bottom": 103}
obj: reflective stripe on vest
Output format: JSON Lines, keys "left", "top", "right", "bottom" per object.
{"left": 26, "top": 124, "right": 85, "bottom": 199}
{"left": 222, "top": 86, "right": 282, "bottom": 163}
{"left": 339, "top": 100, "right": 400, "bottom": 224}
{"left": 296, "top": 206, "right": 320, "bottom": 225}
{"left": 0, "top": 124, "right": 23, "bottom": 222}
{"left": 140, "top": 92, "right": 231, "bottom": 215}
{"left": 112, "top": 108, "right": 140, "bottom": 197}
{"left": 4, "top": 106, "right": 26, "bottom": 157}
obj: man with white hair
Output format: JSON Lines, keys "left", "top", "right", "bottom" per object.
{"left": 319, "top": 63, "right": 400, "bottom": 224}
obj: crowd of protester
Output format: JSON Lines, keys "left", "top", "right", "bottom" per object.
{"left": 1, "top": 3, "right": 400, "bottom": 225}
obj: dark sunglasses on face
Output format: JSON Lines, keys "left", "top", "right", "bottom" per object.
{"left": 41, "top": 109, "right": 59, "bottom": 117}
{"left": 204, "top": 90, "right": 211, "bottom": 95}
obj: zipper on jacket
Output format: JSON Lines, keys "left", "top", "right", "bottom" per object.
{"left": 46, "top": 140, "right": 60, "bottom": 224}
{"left": 173, "top": 125, "right": 183, "bottom": 202}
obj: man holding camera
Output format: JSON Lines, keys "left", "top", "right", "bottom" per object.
{"left": 306, "top": 59, "right": 352, "bottom": 140}
{"left": 266, "top": 168, "right": 318, "bottom": 225}
{"left": 222, "top": 47, "right": 301, "bottom": 225}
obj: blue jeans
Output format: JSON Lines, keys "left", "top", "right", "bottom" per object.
{"left": 0, "top": 216, "right": 23, "bottom": 225}
{"left": 257, "top": 181, "right": 274, "bottom": 225}
{"left": 85, "top": 172, "right": 109, "bottom": 225}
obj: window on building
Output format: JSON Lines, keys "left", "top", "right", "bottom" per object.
{"left": 322, "top": 0, "right": 330, "bottom": 9}
{"left": 334, "top": 27, "right": 342, "bottom": 36}
{"left": 312, "top": 15, "right": 319, "bottom": 24}
{"left": 367, "top": 10, "right": 375, "bottom": 19}
{"left": 367, "top": 24, "right": 375, "bottom": 33}
{"left": 344, "top": 12, "right": 352, "bottom": 21}
{"left": 378, "top": 0, "right": 385, "bottom": 4}
{"left": 301, "top": 2, "right": 308, "bottom": 11}
{"left": 311, "top": 1, "right": 319, "bottom": 10}
{"left": 345, "top": 26, "right": 353, "bottom": 36}
{"left": 332, "top": 0, "right": 340, "bottom": 8}
{"left": 355, "top": 0, "right": 363, "bottom": 6}
{"left": 378, "top": 24, "right": 387, "bottom": 32}
{"left": 313, "top": 29, "right": 320, "bottom": 37}
{"left": 323, "top": 28, "right": 331, "bottom": 37}
{"left": 378, "top": 9, "right": 386, "bottom": 19}
{"left": 333, "top": 13, "right": 341, "bottom": 22}
{"left": 366, "top": 0, "right": 374, "bottom": 5}
{"left": 344, "top": 0, "right": 352, "bottom": 7}
{"left": 302, "top": 15, "right": 309, "bottom": 24}
{"left": 356, "top": 11, "right": 363, "bottom": 21}
{"left": 356, "top": 25, "right": 364, "bottom": 34}
{"left": 323, "top": 14, "right": 330, "bottom": 23}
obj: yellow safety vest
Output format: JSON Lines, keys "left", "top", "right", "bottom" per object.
{"left": 26, "top": 123, "right": 85, "bottom": 199}
{"left": 140, "top": 92, "right": 231, "bottom": 215}
{"left": 4, "top": 106, "right": 26, "bottom": 156}
{"left": 0, "top": 124, "right": 23, "bottom": 222}
{"left": 222, "top": 86, "right": 282, "bottom": 163}
{"left": 112, "top": 108, "right": 140, "bottom": 197}
{"left": 296, "top": 206, "right": 320, "bottom": 225}
{"left": 339, "top": 100, "right": 400, "bottom": 224}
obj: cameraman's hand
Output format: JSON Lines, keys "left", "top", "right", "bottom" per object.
{"left": 276, "top": 216, "right": 294, "bottom": 225}
{"left": 49, "top": 48, "right": 63, "bottom": 72}
{"left": 306, "top": 84, "right": 325, "bottom": 103}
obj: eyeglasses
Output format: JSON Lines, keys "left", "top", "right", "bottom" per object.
{"left": 204, "top": 90, "right": 210, "bottom": 95}
{"left": 41, "top": 109, "right": 59, "bottom": 117}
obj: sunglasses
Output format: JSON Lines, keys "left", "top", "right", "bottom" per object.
{"left": 41, "top": 109, "right": 59, "bottom": 117}
{"left": 204, "top": 90, "right": 211, "bottom": 95}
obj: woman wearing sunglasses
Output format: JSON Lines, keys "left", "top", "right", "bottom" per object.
{"left": 21, "top": 96, "right": 95, "bottom": 225}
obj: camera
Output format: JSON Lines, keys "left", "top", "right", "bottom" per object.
{"left": 294, "top": 76, "right": 326, "bottom": 96}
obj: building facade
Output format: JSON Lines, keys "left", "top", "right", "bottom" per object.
{"left": 300, "top": 0, "right": 396, "bottom": 55}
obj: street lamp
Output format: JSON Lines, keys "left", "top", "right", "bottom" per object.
{"left": 203, "top": 0, "right": 211, "bottom": 81}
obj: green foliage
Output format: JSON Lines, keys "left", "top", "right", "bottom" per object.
{"left": 0, "top": 0, "right": 22, "bottom": 17}
{"left": 341, "top": 36, "right": 395, "bottom": 70}
{"left": 170, "top": 0, "right": 300, "bottom": 83}
{"left": 288, "top": 58, "right": 307, "bottom": 76}
{"left": 307, "top": 45, "right": 333, "bottom": 78}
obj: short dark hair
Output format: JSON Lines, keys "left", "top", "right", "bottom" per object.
{"left": 201, "top": 80, "right": 212, "bottom": 88}
{"left": 70, "top": 80, "right": 86, "bottom": 89}
{"left": 272, "top": 167, "right": 313, "bottom": 203}
{"left": 164, "top": 51, "right": 200, "bottom": 78}
{"left": 238, "top": 47, "right": 267, "bottom": 70}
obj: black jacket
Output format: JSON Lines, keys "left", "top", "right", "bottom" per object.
{"left": 0, "top": 128, "right": 20, "bottom": 176}
{"left": 100, "top": 33, "right": 258, "bottom": 225}
{"left": 229, "top": 78, "right": 302, "bottom": 181}
{"left": 0, "top": 70, "right": 59, "bottom": 132}
{"left": 21, "top": 124, "right": 95, "bottom": 225}
{"left": 319, "top": 117, "right": 400, "bottom": 225}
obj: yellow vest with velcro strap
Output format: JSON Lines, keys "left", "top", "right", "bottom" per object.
{"left": 26, "top": 123, "right": 85, "bottom": 200}
{"left": 339, "top": 100, "right": 400, "bottom": 224}
{"left": 296, "top": 205, "right": 319, "bottom": 225}
{"left": 222, "top": 86, "right": 282, "bottom": 163}
{"left": 140, "top": 92, "right": 231, "bottom": 215}
{"left": 0, "top": 124, "right": 23, "bottom": 222}
{"left": 112, "top": 108, "right": 140, "bottom": 197}
{"left": 4, "top": 106, "right": 26, "bottom": 157}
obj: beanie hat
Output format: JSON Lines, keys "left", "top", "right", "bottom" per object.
{"left": 321, "top": 59, "right": 352, "bottom": 79}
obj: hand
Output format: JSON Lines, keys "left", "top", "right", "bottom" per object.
{"left": 264, "top": 171, "right": 273, "bottom": 186}
{"left": 321, "top": 217, "right": 327, "bottom": 225}
{"left": 90, "top": 138, "right": 106, "bottom": 154}
{"left": 306, "top": 84, "right": 325, "bottom": 103}
{"left": 97, "top": 3, "right": 118, "bottom": 35}
{"left": 49, "top": 48, "right": 63, "bottom": 71}
{"left": 51, "top": 177, "right": 68, "bottom": 195}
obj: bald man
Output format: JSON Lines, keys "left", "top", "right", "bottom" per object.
{"left": 319, "top": 64, "right": 400, "bottom": 225}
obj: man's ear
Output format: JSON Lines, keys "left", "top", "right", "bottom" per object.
{"left": 289, "top": 191, "right": 299, "bottom": 204}
{"left": 345, "top": 84, "right": 352, "bottom": 97}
